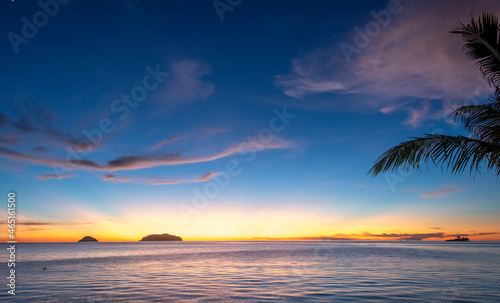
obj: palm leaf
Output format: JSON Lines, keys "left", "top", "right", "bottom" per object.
{"left": 451, "top": 12, "right": 500, "bottom": 87}
{"left": 369, "top": 12, "right": 500, "bottom": 181}
{"left": 368, "top": 135, "right": 500, "bottom": 177}
{"left": 452, "top": 98, "right": 500, "bottom": 144}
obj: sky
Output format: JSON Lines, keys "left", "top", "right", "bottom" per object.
{"left": 0, "top": 0, "right": 499, "bottom": 242}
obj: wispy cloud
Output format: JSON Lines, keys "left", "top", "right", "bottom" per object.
{"left": 419, "top": 186, "right": 463, "bottom": 198}
{"left": 0, "top": 146, "right": 57, "bottom": 167}
{"left": 37, "top": 173, "right": 76, "bottom": 180}
{"left": 31, "top": 146, "right": 48, "bottom": 153}
{"left": 102, "top": 138, "right": 293, "bottom": 171}
{"left": 468, "top": 232, "right": 499, "bottom": 236}
{"left": 0, "top": 133, "right": 19, "bottom": 145}
{"left": 161, "top": 59, "right": 214, "bottom": 104}
{"left": 254, "top": 231, "right": 498, "bottom": 241}
{"left": 274, "top": 2, "right": 500, "bottom": 124}
{"left": 253, "top": 235, "right": 354, "bottom": 241}
{"left": 0, "top": 220, "right": 94, "bottom": 226}
{"left": 0, "top": 138, "right": 294, "bottom": 173}
{"left": 197, "top": 172, "right": 219, "bottom": 182}
{"left": 274, "top": 58, "right": 345, "bottom": 98}
{"left": 101, "top": 171, "right": 218, "bottom": 185}
{"left": 150, "top": 136, "right": 178, "bottom": 150}
{"left": 0, "top": 107, "right": 92, "bottom": 150}
{"left": 363, "top": 232, "right": 447, "bottom": 241}
{"left": 404, "top": 100, "right": 431, "bottom": 128}
{"left": 0, "top": 114, "right": 6, "bottom": 127}
{"left": 102, "top": 174, "right": 132, "bottom": 183}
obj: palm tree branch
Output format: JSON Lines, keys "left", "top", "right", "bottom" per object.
{"left": 451, "top": 13, "right": 500, "bottom": 87}
{"left": 452, "top": 102, "right": 500, "bottom": 143}
{"left": 368, "top": 135, "right": 500, "bottom": 177}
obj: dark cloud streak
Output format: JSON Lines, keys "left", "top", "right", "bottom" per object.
{"left": 0, "top": 110, "right": 92, "bottom": 150}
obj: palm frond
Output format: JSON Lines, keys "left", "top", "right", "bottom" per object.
{"left": 369, "top": 12, "right": 500, "bottom": 181}
{"left": 451, "top": 12, "right": 500, "bottom": 87}
{"left": 368, "top": 135, "right": 500, "bottom": 177}
{"left": 452, "top": 101, "right": 500, "bottom": 143}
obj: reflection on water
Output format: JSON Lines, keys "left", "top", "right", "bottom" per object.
{"left": 1, "top": 241, "right": 499, "bottom": 302}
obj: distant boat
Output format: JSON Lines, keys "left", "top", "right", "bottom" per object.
{"left": 445, "top": 236, "right": 469, "bottom": 242}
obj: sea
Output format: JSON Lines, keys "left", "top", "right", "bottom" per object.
{"left": 0, "top": 241, "right": 499, "bottom": 302}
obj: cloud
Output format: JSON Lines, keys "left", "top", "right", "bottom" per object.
{"left": 0, "top": 220, "right": 93, "bottom": 226}
{"left": 0, "top": 133, "right": 19, "bottom": 145}
{"left": 37, "top": 174, "right": 76, "bottom": 180}
{"left": 0, "top": 137, "right": 294, "bottom": 172}
{"left": 150, "top": 136, "right": 178, "bottom": 150}
{"left": 274, "top": 1, "right": 500, "bottom": 123}
{"left": 31, "top": 146, "right": 48, "bottom": 153}
{"left": 197, "top": 172, "right": 219, "bottom": 182}
{"left": 101, "top": 172, "right": 218, "bottom": 185}
{"left": 252, "top": 236, "right": 354, "bottom": 241}
{"left": 0, "top": 146, "right": 108, "bottom": 171}
{"left": 467, "top": 232, "right": 499, "bottom": 236}
{"left": 274, "top": 59, "right": 345, "bottom": 98}
{"left": 255, "top": 231, "right": 500, "bottom": 241}
{"left": 102, "top": 174, "right": 131, "bottom": 182}
{"left": 150, "top": 172, "right": 219, "bottom": 185}
{"left": 83, "top": 138, "right": 293, "bottom": 171}
{"left": 380, "top": 105, "right": 400, "bottom": 114}
{"left": 191, "top": 127, "right": 232, "bottom": 143}
{"left": 102, "top": 174, "right": 142, "bottom": 184}
{"left": 384, "top": 99, "right": 453, "bottom": 128}
{"left": 105, "top": 152, "right": 181, "bottom": 171}
{"left": 357, "top": 231, "right": 496, "bottom": 240}
{"left": 419, "top": 187, "right": 463, "bottom": 198}
{"left": 0, "top": 146, "right": 56, "bottom": 167}
{"left": 161, "top": 59, "right": 214, "bottom": 104}
{"left": 364, "top": 232, "right": 447, "bottom": 241}
{"left": 404, "top": 100, "right": 431, "bottom": 128}
{"left": 0, "top": 109, "right": 93, "bottom": 150}
{"left": 0, "top": 114, "right": 6, "bottom": 127}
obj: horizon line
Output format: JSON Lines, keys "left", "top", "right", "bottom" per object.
{"left": 3, "top": 239, "right": 500, "bottom": 243}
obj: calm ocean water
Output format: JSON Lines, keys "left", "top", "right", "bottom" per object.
{"left": 0, "top": 241, "right": 499, "bottom": 302}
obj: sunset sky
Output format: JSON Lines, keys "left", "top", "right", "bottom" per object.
{"left": 1, "top": 0, "right": 499, "bottom": 242}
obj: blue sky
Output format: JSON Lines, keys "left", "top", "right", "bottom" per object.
{"left": 0, "top": 0, "right": 499, "bottom": 241}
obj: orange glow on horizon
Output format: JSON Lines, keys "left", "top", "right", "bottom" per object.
{"left": 2, "top": 206, "right": 499, "bottom": 243}
{"left": 3, "top": 232, "right": 499, "bottom": 243}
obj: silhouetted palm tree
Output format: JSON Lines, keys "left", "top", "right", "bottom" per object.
{"left": 369, "top": 12, "right": 500, "bottom": 178}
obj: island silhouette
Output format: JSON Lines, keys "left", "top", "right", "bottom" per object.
{"left": 78, "top": 236, "right": 98, "bottom": 242}
{"left": 446, "top": 236, "right": 470, "bottom": 242}
{"left": 140, "top": 233, "right": 182, "bottom": 241}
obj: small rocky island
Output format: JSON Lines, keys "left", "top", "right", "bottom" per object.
{"left": 78, "top": 236, "right": 98, "bottom": 242}
{"left": 140, "top": 233, "right": 182, "bottom": 241}
{"left": 446, "top": 236, "right": 470, "bottom": 242}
